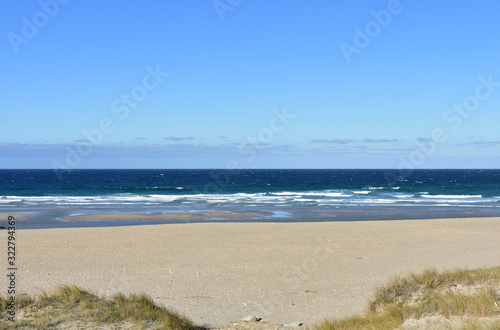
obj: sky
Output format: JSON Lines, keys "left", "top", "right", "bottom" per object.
{"left": 1, "top": 0, "right": 500, "bottom": 169}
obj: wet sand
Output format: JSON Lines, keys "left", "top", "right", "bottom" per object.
{"left": 0, "top": 213, "right": 32, "bottom": 221}
{"left": 60, "top": 211, "right": 254, "bottom": 222}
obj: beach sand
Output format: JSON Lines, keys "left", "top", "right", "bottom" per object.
{"left": 5, "top": 217, "right": 500, "bottom": 327}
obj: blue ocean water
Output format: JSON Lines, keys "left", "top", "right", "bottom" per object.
{"left": 1, "top": 169, "right": 500, "bottom": 227}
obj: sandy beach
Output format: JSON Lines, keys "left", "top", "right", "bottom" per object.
{"left": 5, "top": 217, "right": 500, "bottom": 328}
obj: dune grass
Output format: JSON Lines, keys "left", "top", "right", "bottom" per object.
{"left": 1, "top": 267, "right": 499, "bottom": 329}
{"left": 0, "top": 285, "right": 196, "bottom": 329}
{"left": 312, "top": 267, "right": 500, "bottom": 330}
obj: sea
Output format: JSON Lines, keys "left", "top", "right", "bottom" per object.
{"left": 1, "top": 169, "right": 500, "bottom": 228}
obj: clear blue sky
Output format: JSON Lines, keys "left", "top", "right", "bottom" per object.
{"left": 1, "top": 0, "right": 500, "bottom": 169}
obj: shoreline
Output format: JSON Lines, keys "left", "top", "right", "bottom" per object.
{"left": 0, "top": 213, "right": 32, "bottom": 220}
{"left": 4, "top": 205, "right": 500, "bottom": 230}
{"left": 4, "top": 217, "right": 500, "bottom": 327}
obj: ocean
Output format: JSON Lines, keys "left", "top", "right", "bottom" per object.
{"left": 1, "top": 169, "right": 500, "bottom": 228}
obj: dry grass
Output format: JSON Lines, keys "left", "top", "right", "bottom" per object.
{"left": 458, "top": 319, "right": 500, "bottom": 330}
{"left": 1, "top": 267, "right": 499, "bottom": 329}
{"left": 0, "top": 285, "right": 196, "bottom": 329}
{"left": 312, "top": 267, "right": 500, "bottom": 330}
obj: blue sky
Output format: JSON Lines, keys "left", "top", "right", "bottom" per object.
{"left": 1, "top": 0, "right": 500, "bottom": 169}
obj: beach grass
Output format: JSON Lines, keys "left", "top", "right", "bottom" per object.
{"left": 0, "top": 284, "right": 196, "bottom": 329}
{"left": 1, "top": 267, "right": 499, "bottom": 329}
{"left": 312, "top": 266, "right": 500, "bottom": 330}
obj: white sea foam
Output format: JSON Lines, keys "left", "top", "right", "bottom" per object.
{"left": 0, "top": 189, "right": 493, "bottom": 208}
{"left": 394, "top": 194, "right": 414, "bottom": 198}
{"left": 293, "top": 198, "right": 316, "bottom": 202}
{"left": 352, "top": 199, "right": 396, "bottom": 204}
{"left": 322, "top": 192, "right": 353, "bottom": 197}
{"left": 421, "top": 194, "right": 482, "bottom": 199}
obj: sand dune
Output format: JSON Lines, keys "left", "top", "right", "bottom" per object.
{"left": 6, "top": 217, "right": 500, "bottom": 327}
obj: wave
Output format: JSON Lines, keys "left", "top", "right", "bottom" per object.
{"left": 420, "top": 194, "right": 483, "bottom": 199}
{"left": 394, "top": 194, "right": 414, "bottom": 198}
{"left": 0, "top": 191, "right": 495, "bottom": 208}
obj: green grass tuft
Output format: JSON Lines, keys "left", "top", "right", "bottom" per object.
{"left": 0, "top": 284, "right": 196, "bottom": 329}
